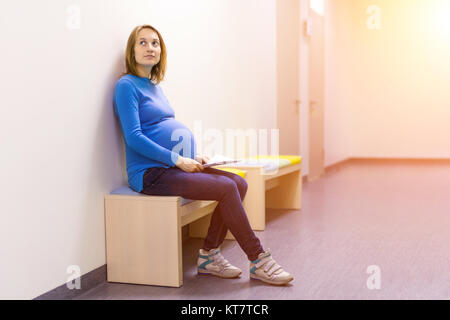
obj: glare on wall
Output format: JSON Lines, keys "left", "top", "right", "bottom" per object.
{"left": 433, "top": 0, "right": 450, "bottom": 36}
{"left": 310, "top": 0, "right": 324, "bottom": 16}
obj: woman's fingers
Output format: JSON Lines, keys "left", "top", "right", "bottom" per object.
{"left": 195, "top": 162, "right": 204, "bottom": 172}
{"left": 176, "top": 156, "right": 205, "bottom": 172}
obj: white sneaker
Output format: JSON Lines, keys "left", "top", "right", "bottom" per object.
{"left": 197, "top": 247, "right": 242, "bottom": 279}
{"left": 250, "top": 250, "right": 294, "bottom": 285}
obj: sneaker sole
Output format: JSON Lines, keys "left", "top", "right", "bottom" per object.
{"left": 250, "top": 273, "right": 294, "bottom": 286}
{"left": 197, "top": 268, "right": 242, "bottom": 279}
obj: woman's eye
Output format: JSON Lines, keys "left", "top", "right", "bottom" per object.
{"left": 140, "top": 41, "right": 146, "bottom": 45}
{"left": 152, "top": 41, "right": 159, "bottom": 46}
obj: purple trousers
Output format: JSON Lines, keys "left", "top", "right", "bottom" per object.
{"left": 140, "top": 166, "right": 264, "bottom": 261}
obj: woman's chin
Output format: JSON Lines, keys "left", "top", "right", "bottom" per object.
{"left": 138, "top": 62, "right": 155, "bottom": 68}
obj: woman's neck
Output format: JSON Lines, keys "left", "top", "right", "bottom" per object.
{"left": 136, "top": 65, "right": 152, "bottom": 78}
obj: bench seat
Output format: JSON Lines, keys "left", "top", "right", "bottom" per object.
{"left": 110, "top": 186, "right": 195, "bottom": 206}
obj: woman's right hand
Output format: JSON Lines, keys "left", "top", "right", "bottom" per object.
{"left": 175, "top": 155, "right": 204, "bottom": 173}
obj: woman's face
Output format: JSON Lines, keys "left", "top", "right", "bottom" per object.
{"left": 134, "top": 28, "right": 161, "bottom": 71}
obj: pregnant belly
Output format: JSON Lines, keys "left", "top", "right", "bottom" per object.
{"left": 145, "top": 118, "right": 196, "bottom": 158}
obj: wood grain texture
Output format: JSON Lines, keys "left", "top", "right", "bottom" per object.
{"left": 105, "top": 197, "right": 183, "bottom": 287}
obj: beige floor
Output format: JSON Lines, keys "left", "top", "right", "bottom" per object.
{"left": 76, "top": 159, "right": 450, "bottom": 300}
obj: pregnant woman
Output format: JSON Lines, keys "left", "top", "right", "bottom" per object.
{"left": 113, "top": 24, "right": 293, "bottom": 286}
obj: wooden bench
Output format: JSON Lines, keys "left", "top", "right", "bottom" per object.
{"left": 104, "top": 157, "right": 301, "bottom": 286}
{"left": 189, "top": 155, "right": 302, "bottom": 237}
{"left": 104, "top": 167, "right": 247, "bottom": 288}
{"left": 104, "top": 187, "right": 219, "bottom": 287}
{"left": 243, "top": 155, "right": 302, "bottom": 230}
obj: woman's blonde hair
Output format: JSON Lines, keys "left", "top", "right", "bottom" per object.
{"left": 123, "top": 24, "right": 167, "bottom": 84}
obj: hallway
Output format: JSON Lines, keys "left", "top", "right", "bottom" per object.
{"left": 76, "top": 159, "right": 450, "bottom": 300}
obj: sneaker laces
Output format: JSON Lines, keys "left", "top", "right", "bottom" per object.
{"left": 255, "top": 254, "right": 283, "bottom": 276}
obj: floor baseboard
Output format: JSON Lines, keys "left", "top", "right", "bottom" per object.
{"left": 33, "top": 265, "right": 106, "bottom": 300}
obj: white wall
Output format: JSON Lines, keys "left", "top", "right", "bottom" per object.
{"left": 349, "top": 0, "right": 450, "bottom": 158}
{"left": 324, "top": 0, "right": 353, "bottom": 167}
{"left": 324, "top": 0, "right": 450, "bottom": 166}
{"left": 0, "top": 0, "right": 276, "bottom": 299}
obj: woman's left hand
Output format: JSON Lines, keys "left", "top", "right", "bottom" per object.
{"left": 194, "top": 155, "right": 210, "bottom": 165}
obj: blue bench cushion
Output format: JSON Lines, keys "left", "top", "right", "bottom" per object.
{"left": 110, "top": 186, "right": 195, "bottom": 206}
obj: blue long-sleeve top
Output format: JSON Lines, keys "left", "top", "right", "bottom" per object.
{"left": 113, "top": 74, "right": 197, "bottom": 192}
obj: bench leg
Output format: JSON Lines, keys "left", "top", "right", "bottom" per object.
{"left": 105, "top": 198, "right": 183, "bottom": 287}
{"left": 240, "top": 167, "right": 266, "bottom": 231}
{"left": 266, "top": 169, "right": 302, "bottom": 210}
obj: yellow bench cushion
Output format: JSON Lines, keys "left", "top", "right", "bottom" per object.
{"left": 215, "top": 167, "right": 246, "bottom": 178}
{"left": 249, "top": 155, "right": 302, "bottom": 165}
